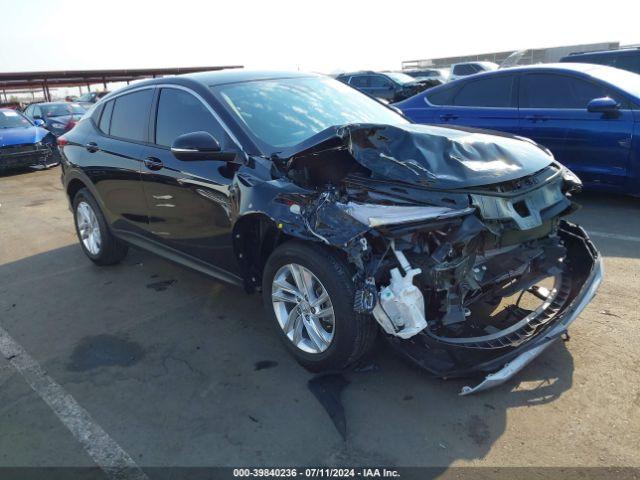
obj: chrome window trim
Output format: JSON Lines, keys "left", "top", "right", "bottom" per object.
{"left": 95, "top": 84, "right": 243, "bottom": 151}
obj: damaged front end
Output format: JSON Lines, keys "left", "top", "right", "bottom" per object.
{"left": 250, "top": 123, "right": 602, "bottom": 394}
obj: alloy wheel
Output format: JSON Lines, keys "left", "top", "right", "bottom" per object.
{"left": 76, "top": 201, "right": 102, "bottom": 255}
{"left": 271, "top": 263, "right": 335, "bottom": 354}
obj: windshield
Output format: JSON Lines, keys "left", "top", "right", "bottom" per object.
{"left": 590, "top": 66, "right": 640, "bottom": 99}
{"left": 76, "top": 92, "right": 95, "bottom": 102}
{"left": 215, "top": 76, "right": 408, "bottom": 150}
{"left": 41, "top": 103, "right": 85, "bottom": 117}
{"left": 384, "top": 72, "right": 416, "bottom": 84}
{"left": 0, "top": 109, "right": 32, "bottom": 129}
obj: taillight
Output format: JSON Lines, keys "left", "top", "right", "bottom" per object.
{"left": 57, "top": 136, "right": 68, "bottom": 148}
{"left": 66, "top": 120, "right": 76, "bottom": 131}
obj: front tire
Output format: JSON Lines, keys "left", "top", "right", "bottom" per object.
{"left": 262, "top": 241, "right": 377, "bottom": 372}
{"left": 72, "top": 188, "right": 128, "bottom": 265}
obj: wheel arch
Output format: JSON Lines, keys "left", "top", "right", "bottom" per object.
{"left": 66, "top": 178, "right": 87, "bottom": 203}
{"left": 232, "top": 212, "right": 294, "bottom": 292}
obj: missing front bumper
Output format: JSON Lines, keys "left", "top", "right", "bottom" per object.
{"left": 460, "top": 248, "right": 602, "bottom": 395}
{"left": 387, "top": 222, "right": 603, "bottom": 394}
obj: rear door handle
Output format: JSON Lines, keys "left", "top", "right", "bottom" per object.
{"left": 85, "top": 142, "right": 100, "bottom": 153}
{"left": 440, "top": 114, "right": 459, "bottom": 121}
{"left": 144, "top": 156, "right": 163, "bottom": 171}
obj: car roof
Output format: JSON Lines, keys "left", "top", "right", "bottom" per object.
{"left": 167, "top": 69, "right": 319, "bottom": 86}
{"left": 108, "top": 70, "right": 324, "bottom": 96}
{"left": 446, "top": 62, "right": 624, "bottom": 77}
{"left": 567, "top": 47, "right": 640, "bottom": 57}
{"left": 499, "top": 62, "right": 614, "bottom": 73}
{"left": 30, "top": 102, "right": 75, "bottom": 106}
{"left": 337, "top": 70, "right": 389, "bottom": 77}
{"left": 453, "top": 61, "right": 498, "bottom": 67}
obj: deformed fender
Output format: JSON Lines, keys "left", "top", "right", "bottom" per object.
{"left": 229, "top": 167, "right": 372, "bottom": 291}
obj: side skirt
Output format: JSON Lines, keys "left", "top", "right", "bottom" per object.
{"left": 114, "top": 230, "right": 245, "bottom": 288}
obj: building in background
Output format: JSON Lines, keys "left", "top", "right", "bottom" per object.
{"left": 402, "top": 42, "right": 620, "bottom": 70}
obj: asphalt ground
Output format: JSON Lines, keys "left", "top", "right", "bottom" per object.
{"left": 0, "top": 167, "right": 638, "bottom": 476}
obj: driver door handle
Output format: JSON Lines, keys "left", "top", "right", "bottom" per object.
{"left": 440, "top": 113, "right": 459, "bottom": 121}
{"left": 144, "top": 156, "right": 163, "bottom": 171}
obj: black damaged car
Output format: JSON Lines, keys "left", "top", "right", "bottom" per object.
{"left": 59, "top": 71, "right": 602, "bottom": 394}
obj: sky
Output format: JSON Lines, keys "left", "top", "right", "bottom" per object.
{"left": 1, "top": 0, "right": 638, "bottom": 75}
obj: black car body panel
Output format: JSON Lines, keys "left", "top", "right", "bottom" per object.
{"left": 59, "top": 71, "right": 601, "bottom": 392}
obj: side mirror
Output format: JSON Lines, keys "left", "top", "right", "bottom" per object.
{"left": 587, "top": 97, "right": 620, "bottom": 114}
{"left": 33, "top": 119, "right": 45, "bottom": 127}
{"left": 171, "top": 131, "right": 234, "bottom": 161}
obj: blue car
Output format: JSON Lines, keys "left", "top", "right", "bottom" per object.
{"left": 0, "top": 108, "right": 60, "bottom": 172}
{"left": 22, "top": 102, "right": 86, "bottom": 137}
{"left": 396, "top": 64, "right": 640, "bottom": 195}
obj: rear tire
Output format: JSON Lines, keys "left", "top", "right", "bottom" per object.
{"left": 72, "top": 188, "right": 128, "bottom": 265}
{"left": 262, "top": 241, "right": 377, "bottom": 372}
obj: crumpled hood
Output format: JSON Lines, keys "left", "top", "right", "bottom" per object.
{"left": 0, "top": 126, "right": 50, "bottom": 147}
{"left": 282, "top": 123, "right": 555, "bottom": 189}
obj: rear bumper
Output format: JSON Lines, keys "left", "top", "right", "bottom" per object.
{"left": 388, "top": 222, "right": 603, "bottom": 393}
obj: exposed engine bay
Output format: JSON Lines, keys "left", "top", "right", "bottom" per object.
{"left": 234, "top": 123, "right": 602, "bottom": 393}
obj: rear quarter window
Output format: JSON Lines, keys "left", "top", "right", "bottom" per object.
{"left": 452, "top": 76, "right": 515, "bottom": 107}
{"left": 98, "top": 100, "right": 114, "bottom": 134}
{"left": 426, "top": 85, "right": 459, "bottom": 106}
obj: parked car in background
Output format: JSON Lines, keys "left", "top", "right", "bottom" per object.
{"left": 403, "top": 68, "right": 449, "bottom": 87}
{"left": 58, "top": 70, "right": 601, "bottom": 394}
{"left": 0, "top": 101, "right": 24, "bottom": 110}
{"left": 23, "top": 102, "right": 86, "bottom": 136}
{"left": 396, "top": 63, "right": 640, "bottom": 195}
{"left": 560, "top": 47, "right": 640, "bottom": 75}
{"left": 0, "top": 108, "right": 60, "bottom": 172}
{"left": 448, "top": 61, "right": 499, "bottom": 81}
{"left": 75, "top": 90, "right": 109, "bottom": 107}
{"left": 336, "top": 71, "right": 428, "bottom": 102}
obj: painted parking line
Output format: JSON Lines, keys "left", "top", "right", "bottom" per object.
{"left": 588, "top": 230, "right": 640, "bottom": 243}
{"left": 0, "top": 324, "right": 148, "bottom": 480}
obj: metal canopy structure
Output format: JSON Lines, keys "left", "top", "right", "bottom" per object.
{"left": 0, "top": 65, "right": 243, "bottom": 102}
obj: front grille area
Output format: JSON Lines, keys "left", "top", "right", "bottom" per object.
{"left": 0, "top": 144, "right": 51, "bottom": 169}
{"left": 0, "top": 144, "right": 39, "bottom": 155}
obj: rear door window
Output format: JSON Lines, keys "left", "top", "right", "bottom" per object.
{"left": 452, "top": 76, "right": 515, "bottom": 107}
{"left": 109, "top": 89, "right": 153, "bottom": 142}
{"left": 369, "top": 75, "right": 392, "bottom": 88}
{"left": 154, "top": 88, "right": 226, "bottom": 147}
{"left": 349, "top": 76, "right": 369, "bottom": 87}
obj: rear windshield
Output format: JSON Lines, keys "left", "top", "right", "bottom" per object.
{"left": 41, "top": 103, "right": 86, "bottom": 117}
